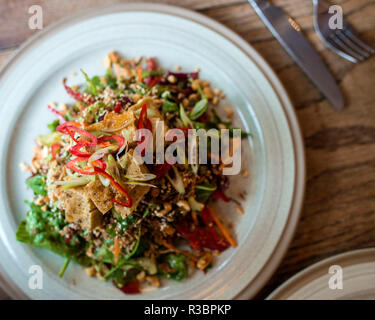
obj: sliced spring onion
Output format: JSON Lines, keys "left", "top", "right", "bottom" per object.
{"left": 54, "top": 177, "right": 90, "bottom": 189}
{"left": 191, "top": 163, "right": 199, "bottom": 175}
{"left": 189, "top": 98, "right": 208, "bottom": 120}
{"left": 88, "top": 146, "right": 117, "bottom": 163}
{"left": 166, "top": 166, "right": 185, "bottom": 194}
{"left": 179, "top": 104, "right": 193, "bottom": 128}
{"left": 98, "top": 174, "right": 111, "bottom": 187}
{"left": 125, "top": 173, "right": 156, "bottom": 181}
{"left": 125, "top": 181, "right": 157, "bottom": 188}
{"left": 37, "top": 132, "right": 62, "bottom": 147}
{"left": 107, "top": 154, "right": 120, "bottom": 180}
{"left": 188, "top": 196, "right": 205, "bottom": 212}
{"left": 195, "top": 184, "right": 217, "bottom": 191}
{"left": 116, "top": 139, "right": 128, "bottom": 163}
{"left": 59, "top": 258, "right": 70, "bottom": 278}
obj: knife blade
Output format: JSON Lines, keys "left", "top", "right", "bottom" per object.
{"left": 248, "top": 0, "right": 344, "bottom": 109}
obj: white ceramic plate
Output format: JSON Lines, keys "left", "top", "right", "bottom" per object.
{"left": 0, "top": 3, "right": 305, "bottom": 299}
{"left": 268, "top": 248, "right": 375, "bottom": 300}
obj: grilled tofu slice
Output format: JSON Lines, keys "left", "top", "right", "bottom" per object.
{"left": 85, "top": 178, "right": 114, "bottom": 214}
{"left": 60, "top": 187, "right": 102, "bottom": 230}
{"left": 46, "top": 160, "right": 65, "bottom": 203}
{"left": 85, "top": 111, "right": 137, "bottom": 143}
{"left": 115, "top": 149, "right": 151, "bottom": 218}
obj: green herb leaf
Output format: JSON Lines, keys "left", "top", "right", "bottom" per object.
{"left": 16, "top": 202, "right": 91, "bottom": 266}
{"left": 159, "top": 253, "right": 187, "bottom": 281}
{"left": 195, "top": 182, "right": 216, "bottom": 203}
{"left": 26, "top": 175, "right": 47, "bottom": 197}
{"left": 162, "top": 100, "right": 179, "bottom": 113}
{"left": 47, "top": 120, "right": 60, "bottom": 132}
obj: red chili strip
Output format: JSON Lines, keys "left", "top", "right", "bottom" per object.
{"left": 137, "top": 104, "right": 152, "bottom": 157}
{"left": 97, "top": 135, "right": 125, "bottom": 151}
{"left": 65, "top": 157, "right": 96, "bottom": 175}
{"left": 57, "top": 124, "right": 97, "bottom": 147}
{"left": 69, "top": 142, "right": 92, "bottom": 158}
{"left": 110, "top": 198, "right": 130, "bottom": 207}
{"left": 94, "top": 167, "right": 132, "bottom": 207}
{"left": 65, "top": 158, "right": 106, "bottom": 175}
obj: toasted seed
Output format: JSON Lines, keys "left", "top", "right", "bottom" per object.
{"left": 236, "top": 204, "right": 244, "bottom": 214}
{"left": 176, "top": 200, "right": 190, "bottom": 212}
{"left": 167, "top": 74, "right": 177, "bottom": 84}
{"left": 203, "top": 87, "right": 213, "bottom": 99}
{"left": 197, "top": 252, "right": 213, "bottom": 270}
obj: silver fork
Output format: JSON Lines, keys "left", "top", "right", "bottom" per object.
{"left": 313, "top": 0, "right": 375, "bottom": 63}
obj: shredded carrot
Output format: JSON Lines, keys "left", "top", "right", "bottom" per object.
{"left": 136, "top": 65, "right": 143, "bottom": 83}
{"left": 191, "top": 211, "right": 199, "bottom": 225}
{"left": 160, "top": 240, "right": 198, "bottom": 262}
{"left": 206, "top": 206, "right": 237, "bottom": 248}
{"left": 76, "top": 101, "right": 84, "bottom": 111}
{"left": 114, "top": 236, "right": 120, "bottom": 263}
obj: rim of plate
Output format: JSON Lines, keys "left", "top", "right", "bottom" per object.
{"left": 268, "top": 248, "right": 375, "bottom": 300}
{"left": 0, "top": 2, "right": 306, "bottom": 300}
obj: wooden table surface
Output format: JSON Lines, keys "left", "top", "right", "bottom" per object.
{"left": 1, "top": 0, "right": 375, "bottom": 299}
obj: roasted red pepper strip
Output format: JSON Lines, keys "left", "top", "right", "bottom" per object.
{"left": 117, "top": 281, "right": 140, "bottom": 294}
{"left": 211, "top": 190, "right": 230, "bottom": 202}
{"left": 146, "top": 76, "right": 161, "bottom": 88}
{"left": 50, "top": 143, "right": 61, "bottom": 161}
{"left": 113, "top": 103, "right": 122, "bottom": 113}
{"left": 63, "top": 79, "right": 95, "bottom": 104}
{"left": 152, "top": 163, "right": 172, "bottom": 178}
{"left": 176, "top": 209, "right": 230, "bottom": 252}
{"left": 146, "top": 57, "right": 156, "bottom": 71}
{"left": 97, "top": 135, "right": 125, "bottom": 151}
{"left": 94, "top": 167, "right": 132, "bottom": 207}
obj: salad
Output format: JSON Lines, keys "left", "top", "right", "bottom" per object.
{"left": 16, "top": 51, "right": 246, "bottom": 294}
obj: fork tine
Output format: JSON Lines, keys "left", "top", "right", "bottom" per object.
{"left": 329, "top": 34, "right": 365, "bottom": 61}
{"left": 336, "top": 30, "right": 370, "bottom": 58}
{"left": 344, "top": 29, "right": 375, "bottom": 55}
{"left": 324, "top": 36, "right": 358, "bottom": 63}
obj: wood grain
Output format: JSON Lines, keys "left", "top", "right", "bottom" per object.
{"left": 1, "top": 0, "right": 375, "bottom": 299}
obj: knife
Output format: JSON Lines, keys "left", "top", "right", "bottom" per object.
{"left": 248, "top": 0, "right": 344, "bottom": 109}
